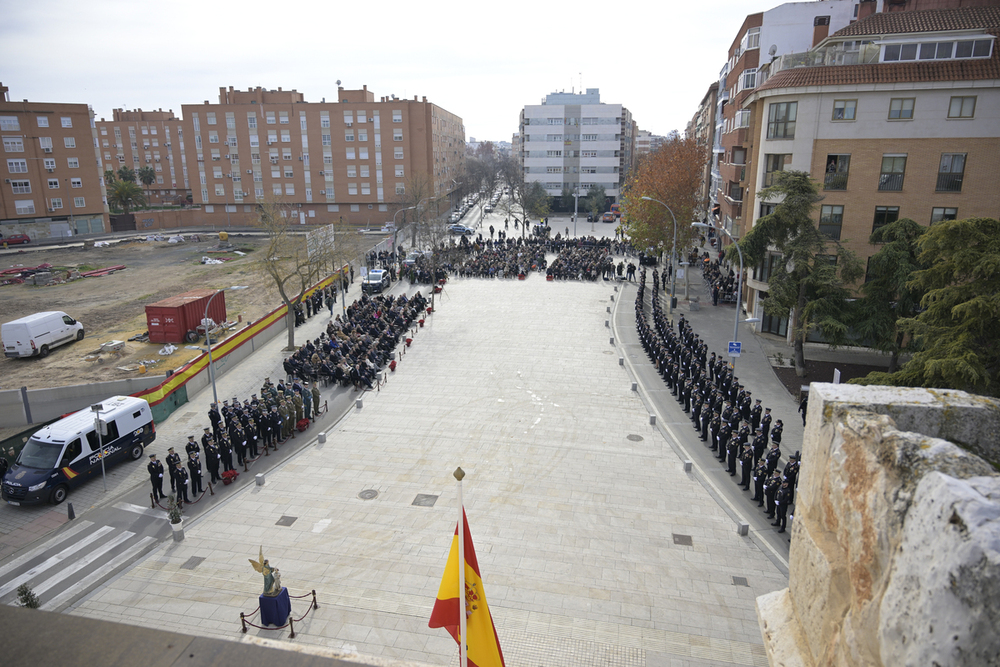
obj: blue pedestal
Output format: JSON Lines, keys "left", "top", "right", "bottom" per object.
{"left": 259, "top": 587, "right": 291, "bottom": 627}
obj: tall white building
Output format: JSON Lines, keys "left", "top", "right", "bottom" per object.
{"left": 518, "top": 89, "right": 635, "bottom": 200}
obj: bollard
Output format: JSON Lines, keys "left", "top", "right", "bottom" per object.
{"left": 614, "top": 285, "right": 619, "bottom": 292}
{"left": 609, "top": 337, "right": 615, "bottom": 345}
{"left": 619, "top": 357, "right": 624, "bottom": 366}
{"left": 649, "top": 414, "right": 656, "bottom": 425}
{"left": 683, "top": 460, "right": 693, "bottom": 473}
{"left": 737, "top": 522, "right": 750, "bottom": 537}
{"left": 356, "top": 398, "right": 364, "bottom": 409}
{"left": 631, "top": 382, "right": 637, "bottom": 391}
{"left": 605, "top": 320, "right": 609, "bottom": 328}
{"left": 610, "top": 295, "right": 614, "bottom": 302}
{"left": 318, "top": 431, "right": 327, "bottom": 444}
{"left": 255, "top": 473, "right": 265, "bottom": 486}
{"left": 67, "top": 502, "right": 76, "bottom": 521}
{"left": 607, "top": 306, "right": 611, "bottom": 313}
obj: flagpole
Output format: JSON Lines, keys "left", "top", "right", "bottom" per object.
{"left": 455, "top": 466, "right": 467, "bottom": 667}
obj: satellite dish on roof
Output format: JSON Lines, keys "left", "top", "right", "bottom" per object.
{"left": 769, "top": 44, "right": 777, "bottom": 56}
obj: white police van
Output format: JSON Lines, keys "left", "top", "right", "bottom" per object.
{"left": 1, "top": 396, "right": 156, "bottom": 505}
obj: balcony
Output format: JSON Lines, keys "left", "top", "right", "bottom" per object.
{"left": 936, "top": 173, "right": 963, "bottom": 192}
{"left": 824, "top": 172, "right": 849, "bottom": 191}
{"left": 878, "top": 173, "right": 904, "bottom": 191}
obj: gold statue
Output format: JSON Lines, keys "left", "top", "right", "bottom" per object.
{"left": 248, "top": 546, "right": 282, "bottom": 596}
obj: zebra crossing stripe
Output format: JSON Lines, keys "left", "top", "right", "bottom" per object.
{"left": 32, "top": 530, "right": 135, "bottom": 596}
{"left": 40, "top": 536, "right": 156, "bottom": 611}
{"left": 0, "top": 525, "right": 115, "bottom": 599}
{"left": 0, "top": 520, "right": 94, "bottom": 582}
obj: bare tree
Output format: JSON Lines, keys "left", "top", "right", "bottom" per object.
{"left": 253, "top": 198, "right": 329, "bottom": 350}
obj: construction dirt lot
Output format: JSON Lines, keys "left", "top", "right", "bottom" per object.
{"left": 0, "top": 234, "right": 288, "bottom": 392}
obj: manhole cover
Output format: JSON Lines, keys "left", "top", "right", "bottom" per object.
{"left": 627, "top": 434, "right": 644, "bottom": 442}
{"left": 358, "top": 489, "right": 379, "bottom": 500}
{"left": 275, "top": 515, "right": 298, "bottom": 526}
{"left": 672, "top": 533, "right": 693, "bottom": 546}
{"left": 180, "top": 556, "right": 205, "bottom": 570}
{"left": 412, "top": 494, "right": 439, "bottom": 507}
{"left": 732, "top": 576, "right": 750, "bottom": 587}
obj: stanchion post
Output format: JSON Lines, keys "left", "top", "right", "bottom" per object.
{"left": 150, "top": 493, "right": 155, "bottom": 509}
{"left": 312, "top": 589, "right": 318, "bottom": 609}
{"left": 208, "top": 481, "right": 215, "bottom": 496}
{"left": 241, "top": 612, "right": 247, "bottom": 633}
{"left": 288, "top": 615, "right": 296, "bottom": 639}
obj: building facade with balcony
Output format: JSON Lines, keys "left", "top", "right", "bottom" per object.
{"left": 741, "top": 5, "right": 1000, "bottom": 339}
{"left": 518, "top": 89, "right": 635, "bottom": 201}
{"left": 1, "top": 83, "right": 108, "bottom": 239}
{"left": 95, "top": 109, "right": 190, "bottom": 207}
{"left": 688, "top": 83, "right": 719, "bottom": 222}
{"left": 709, "top": 0, "right": 860, "bottom": 254}
{"left": 177, "top": 85, "right": 464, "bottom": 227}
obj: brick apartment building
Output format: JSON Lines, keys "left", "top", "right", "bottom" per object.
{"left": 1, "top": 83, "right": 108, "bottom": 241}
{"left": 95, "top": 109, "right": 189, "bottom": 207}
{"left": 740, "top": 5, "right": 1000, "bottom": 339}
{"left": 179, "top": 85, "right": 464, "bottom": 227}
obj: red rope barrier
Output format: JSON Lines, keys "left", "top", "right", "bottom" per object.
{"left": 238, "top": 590, "right": 318, "bottom": 635}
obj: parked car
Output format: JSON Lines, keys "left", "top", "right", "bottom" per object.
{"left": 362, "top": 269, "right": 391, "bottom": 294}
{"left": 602, "top": 212, "right": 616, "bottom": 223}
{"left": 2, "top": 233, "right": 30, "bottom": 245}
{"left": 449, "top": 225, "right": 475, "bottom": 235}
{"left": 3, "top": 311, "right": 84, "bottom": 358}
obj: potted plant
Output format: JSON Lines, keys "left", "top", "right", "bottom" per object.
{"left": 167, "top": 493, "right": 184, "bottom": 541}
{"left": 221, "top": 469, "right": 239, "bottom": 486}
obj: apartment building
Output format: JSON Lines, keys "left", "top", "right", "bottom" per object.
{"left": 95, "top": 109, "right": 190, "bottom": 207}
{"left": 518, "top": 89, "right": 636, "bottom": 201}
{"left": 741, "top": 5, "right": 1000, "bottom": 338}
{"left": 636, "top": 129, "right": 668, "bottom": 156}
{"left": 687, "top": 83, "right": 719, "bottom": 221}
{"left": 710, "top": 0, "right": 859, "bottom": 248}
{"left": 1, "top": 83, "right": 107, "bottom": 239}
{"left": 179, "top": 86, "right": 464, "bottom": 226}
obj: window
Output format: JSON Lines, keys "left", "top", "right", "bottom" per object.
{"left": 209, "top": 132, "right": 219, "bottom": 144}
{"left": 954, "top": 39, "right": 993, "bottom": 58}
{"left": 50, "top": 198, "right": 62, "bottom": 209}
{"left": 73, "top": 196, "right": 85, "bottom": 207}
{"left": 285, "top": 184, "right": 294, "bottom": 195}
{"left": 215, "top": 184, "right": 225, "bottom": 196}
{"left": 394, "top": 148, "right": 403, "bottom": 159}
{"left": 394, "top": 165, "right": 404, "bottom": 177}
{"left": 392, "top": 110, "right": 402, "bottom": 123}
{"left": 10, "top": 180, "right": 31, "bottom": 194}
{"left": 7, "top": 159, "right": 28, "bottom": 173}
{"left": 948, "top": 96, "right": 976, "bottom": 119}
{"left": 728, "top": 182, "right": 743, "bottom": 202}
{"left": 348, "top": 183, "right": 358, "bottom": 195}
{"left": 824, "top": 155, "right": 850, "bottom": 190}
{"left": 919, "top": 42, "right": 954, "bottom": 60}
{"left": 346, "top": 148, "right": 355, "bottom": 160}
{"left": 582, "top": 134, "right": 598, "bottom": 141}
{"left": 879, "top": 155, "right": 906, "bottom": 191}
{"left": 393, "top": 129, "right": 403, "bottom": 141}
{"left": 361, "top": 183, "right": 370, "bottom": 195}
{"left": 819, "top": 205, "right": 844, "bottom": 240}
{"left": 320, "top": 114, "right": 330, "bottom": 128}
{"left": 832, "top": 100, "right": 856, "bottom": 121}
{"left": 3, "top": 137, "right": 25, "bottom": 152}
{"left": 347, "top": 166, "right": 357, "bottom": 178}
{"left": 205, "top": 113, "right": 216, "bottom": 126}
{"left": 547, "top": 166, "right": 562, "bottom": 173}
{"left": 37, "top": 116, "right": 49, "bottom": 128}
{"left": 546, "top": 150, "right": 562, "bottom": 157}
{"left": 731, "top": 147, "right": 746, "bottom": 165}
{"left": 272, "top": 184, "right": 282, "bottom": 195}
{"left": 279, "top": 111, "right": 289, "bottom": 124}
{"left": 321, "top": 134, "right": 331, "bottom": 146}
{"left": 266, "top": 112, "right": 276, "bottom": 125}
{"left": 71, "top": 178, "right": 82, "bottom": 188}
{"left": 247, "top": 113, "right": 257, "bottom": 129}
{"left": 15, "top": 200, "right": 35, "bottom": 215}
{"left": 61, "top": 117, "right": 72, "bottom": 128}
{"left": 937, "top": 153, "right": 965, "bottom": 192}
{"left": 931, "top": 207, "right": 958, "bottom": 224}
{"left": 345, "top": 131, "right": 355, "bottom": 141}
{"left": 48, "top": 178, "right": 58, "bottom": 189}
{"left": 358, "top": 130, "right": 367, "bottom": 142}
{"left": 763, "top": 154, "right": 791, "bottom": 187}
{"left": 323, "top": 152, "right": 332, "bottom": 164}
{"left": 767, "top": 102, "right": 797, "bottom": 139}
{"left": 271, "top": 167, "right": 281, "bottom": 179}
{"left": 888, "top": 98, "right": 914, "bottom": 120}
{"left": 396, "top": 183, "right": 405, "bottom": 195}
{"left": 282, "top": 150, "right": 292, "bottom": 160}
{"left": 0, "top": 116, "right": 19, "bottom": 131}
{"left": 359, "top": 165, "right": 369, "bottom": 177}
{"left": 64, "top": 137, "right": 76, "bottom": 149}
{"left": 280, "top": 131, "right": 290, "bottom": 143}
{"left": 39, "top": 137, "right": 53, "bottom": 151}
{"left": 872, "top": 206, "right": 899, "bottom": 233}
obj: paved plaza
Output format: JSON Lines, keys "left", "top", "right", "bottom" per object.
{"left": 69, "top": 270, "right": 786, "bottom": 666}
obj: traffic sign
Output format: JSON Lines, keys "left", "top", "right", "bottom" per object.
{"left": 728, "top": 341, "right": 742, "bottom": 357}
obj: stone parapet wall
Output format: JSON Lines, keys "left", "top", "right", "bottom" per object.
{"left": 757, "top": 384, "right": 1000, "bottom": 667}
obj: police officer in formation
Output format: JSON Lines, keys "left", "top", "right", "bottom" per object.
{"left": 148, "top": 453, "right": 165, "bottom": 500}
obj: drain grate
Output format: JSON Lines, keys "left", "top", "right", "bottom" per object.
{"left": 180, "top": 556, "right": 205, "bottom": 570}
{"left": 412, "top": 494, "right": 439, "bottom": 507}
{"left": 358, "top": 489, "right": 379, "bottom": 500}
{"left": 275, "top": 515, "right": 298, "bottom": 526}
{"left": 627, "top": 434, "right": 644, "bottom": 442}
{"left": 732, "top": 576, "right": 750, "bottom": 587}
{"left": 672, "top": 533, "right": 693, "bottom": 547}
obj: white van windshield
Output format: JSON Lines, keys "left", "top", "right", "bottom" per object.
{"left": 18, "top": 437, "right": 64, "bottom": 469}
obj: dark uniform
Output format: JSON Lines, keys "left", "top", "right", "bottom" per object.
{"left": 750, "top": 400, "right": 762, "bottom": 433}
{"left": 147, "top": 455, "right": 165, "bottom": 500}
{"left": 175, "top": 464, "right": 191, "bottom": 503}
{"left": 764, "top": 472, "right": 781, "bottom": 519}
{"left": 185, "top": 436, "right": 199, "bottom": 459}
{"left": 752, "top": 458, "right": 768, "bottom": 504}
{"left": 218, "top": 436, "right": 234, "bottom": 472}
{"left": 165, "top": 448, "right": 181, "bottom": 493}
{"left": 205, "top": 441, "right": 222, "bottom": 484}
{"left": 187, "top": 454, "right": 204, "bottom": 495}
{"left": 773, "top": 482, "right": 792, "bottom": 532}
{"left": 739, "top": 444, "right": 754, "bottom": 490}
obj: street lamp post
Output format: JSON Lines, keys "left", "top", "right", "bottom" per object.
{"left": 204, "top": 286, "right": 248, "bottom": 406}
{"left": 641, "top": 196, "right": 679, "bottom": 317}
{"left": 91, "top": 403, "right": 108, "bottom": 492}
{"left": 692, "top": 221, "right": 759, "bottom": 370}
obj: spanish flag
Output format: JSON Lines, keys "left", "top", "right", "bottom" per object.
{"left": 429, "top": 509, "right": 505, "bottom": 667}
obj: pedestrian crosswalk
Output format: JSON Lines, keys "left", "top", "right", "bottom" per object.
{"left": 0, "top": 519, "right": 156, "bottom": 611}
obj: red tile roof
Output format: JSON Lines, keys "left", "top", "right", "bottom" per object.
{"left": 833, "top": 6, "right": 1000, "bottom": 37}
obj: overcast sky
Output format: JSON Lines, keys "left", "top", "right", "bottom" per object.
{"left": 1, "top": 0, "right": 766, "bottom": 142}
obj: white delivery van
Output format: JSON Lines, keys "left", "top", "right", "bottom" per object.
{"left": 2, "top": 311, "right": 84, "bottom": 358}
{"left": 1, "top": 396, "right": 156, "bottom": 505}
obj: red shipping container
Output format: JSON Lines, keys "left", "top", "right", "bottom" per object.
{"left": 145, "top": 289, "right": 227, "bottom": 344}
